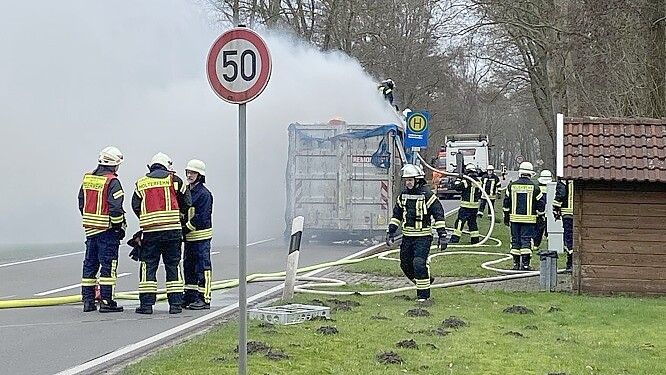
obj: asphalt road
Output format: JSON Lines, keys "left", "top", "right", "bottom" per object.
{"left": 0, "top": 200, "right": 459, "bottom": 375}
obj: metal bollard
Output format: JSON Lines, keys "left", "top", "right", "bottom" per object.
{"left": 538, "top": 250, "right": 558, "bottom": 292}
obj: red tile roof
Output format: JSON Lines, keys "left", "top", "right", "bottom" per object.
{"left": 563, "top": 117, "right": 666, "bottom": 182}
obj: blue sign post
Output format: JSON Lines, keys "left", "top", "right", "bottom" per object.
{"left": 404, "top": 111, "right": 429, "bottom": 163}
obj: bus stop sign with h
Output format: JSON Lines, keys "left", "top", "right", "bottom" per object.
{"left": 404, "top": 111, "right": 429, "bottom": 163}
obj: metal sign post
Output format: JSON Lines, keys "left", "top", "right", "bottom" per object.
{"left": 207, "top": 27, "right": 272, "bottom": 375}
{"left": 237, "top": 102, "right": 248, "bottom": 373}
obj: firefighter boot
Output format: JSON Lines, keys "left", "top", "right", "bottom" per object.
{"left": 99, "top": 300, "right": 124, "bottom": 313}
{"left": 521, "top": 255, "right": 532, "bottom": 271}
{"left": 470, "top": 237, "right": 480, "bottom": 245}
{"left": 135, "top": 305, "right": 153, "bottom": 315}
{"left": 566, "top": 253, "right": 573, "bottom": 273}
{"left": 511, "top": 255, "right": 521, "bottom": 270}
{"left": 83, "top": 300, "right": 97, "bottom": 312}
{"left": 169, "top": 305, "right": 183, "bottom": 314}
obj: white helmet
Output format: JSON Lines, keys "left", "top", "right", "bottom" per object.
{"left": 465, "top": 163, "right": 476, "bottom": 172}
{"left": 185, "top": 159, "right": 206, "bottom": 176}
{"left": 401, "top": 164, "right": 424, "bottom": 178}
{"left": 538, "top": 170, "right": 553, "bottom": 184}
{"left": 487, "top": 164, "right": 495, "bottom": 171}
{"left": 98, "top": 146, "right": 123, "bottom": 166}
{"left": 518, "top": 161, "right": 535, "bottom": 176}
{"left": 150, "top": 152, "right": 173, "bottom": 169}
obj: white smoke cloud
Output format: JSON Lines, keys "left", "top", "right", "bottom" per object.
{"left": 0, "top": 0, "right": 398, "bottom": 246}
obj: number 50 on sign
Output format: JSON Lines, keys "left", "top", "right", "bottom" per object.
{"left": 207, "top": 28, "right": 272, "bottom": 104}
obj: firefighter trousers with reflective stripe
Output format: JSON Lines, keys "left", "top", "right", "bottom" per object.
{"left": 138, "top": 238, "right": 183, "bottom": 306}
{"left": 478, "top": 199, "right": 496, "bottom": 215}
{"left": 82, "top": 230, "right": 120, "bottom": 302}
{"left": 533, "top": 218, "right": 547, "bottom": 249}
{"left": 510, "top": 222, "right": 535, "bottom": 256}
{"left": 399, "top": 236, "right": 432, "bottom": 299}
{"left": 183, "top": 239, "right": 212, "bottom": 304}
{"left": 451, "top": 207, "right": 480, "bottom": 244}
{"left": 563, "top": 216, "right": 574, "bottom": 254}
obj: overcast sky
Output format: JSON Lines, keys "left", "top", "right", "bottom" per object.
{"left": 0, "top": 0, "right": 396, "bottom": 246}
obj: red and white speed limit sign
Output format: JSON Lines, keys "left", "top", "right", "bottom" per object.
{"left": 207, "top": 27, "right": 272, "bottom": 104}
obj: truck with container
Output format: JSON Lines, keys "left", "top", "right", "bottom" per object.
{"left": 434, "top": 134, "right": 490, "bottom": 199}
{"left": 285, "top": 120, "right": 406, "bottom": 242}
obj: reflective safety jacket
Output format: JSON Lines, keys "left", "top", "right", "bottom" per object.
{"left": 388, "top": 184, "right": 447, "bottom": 237}
{"left": 481, "top": 173, "right": 501, "bottom": 199}
{"left": 554, "top": 179, "right": 574, "bottom": 216}
{"left": 132, "top": 167, "right": 192, "bottom": 233}
{"left": 78, "top": 166, "right": 125, "bottom": 237}
{"left": 184, "top": 182, "right": 213, "bottom": 242}
{"left": 503, "top": 176, "right": 545, "bottom": 223}
{"left": 453, "top": 177, "right": 482, "bottom": 209}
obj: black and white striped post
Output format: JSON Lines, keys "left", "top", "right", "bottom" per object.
{"left": 282, "top": 216, "right": 304, "bottom": 300}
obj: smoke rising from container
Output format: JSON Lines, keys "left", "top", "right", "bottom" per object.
{"left": 0, "top": 0, "right": 397, "bottom": 246}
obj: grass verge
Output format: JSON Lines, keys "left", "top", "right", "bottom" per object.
{"left": 124, "top": 287, "right": 666, "bottom": 375}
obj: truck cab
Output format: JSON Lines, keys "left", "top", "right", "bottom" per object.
{"left": 435, "top": 134, "right": 489, "bottom": 199}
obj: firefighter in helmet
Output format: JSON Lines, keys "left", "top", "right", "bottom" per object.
{"left": 78, "top": 146, "right": 126, "bottom": 313}
{"left": 386, "top": 164, "right": 447, "bottom": 301}
{"left": 478, "top": 164, "right": 501, "bottom": 218}
{"left": 554, "top": 178, "right": 575, "bottom": 272}
{"left": 533, "top": 170, "right": 553, "bottom": 250}
{"left": 450, "top": 164, "right": 482, "bottom": 244}
{"left": 378, "top": 79, "right": 395, "bottom": 105}
{"left": 503, "top": 161, "right": 545, "bottom": 270}
{"left": 132, "top": 152, "right": 192, "bottom": 314}
{"left": 182, "top": 159, "right": 214, "bottom": 310}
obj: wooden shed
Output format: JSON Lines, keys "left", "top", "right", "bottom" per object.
{"left": 558, "top": 115, "right": 666, "bottom": 295}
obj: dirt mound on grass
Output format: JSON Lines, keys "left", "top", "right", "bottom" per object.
{"left": 234, "top": 341, "right": 270, "bottom": 355}
{"left": 316, "top": 326, "right": 339, "bottom": 335}
{"left": 377, "top": 351, "right": 403, "bottom": 365}
{"left": 503, "top": 305, "right": 534, "bottom": 314}
{"left": 371, "top": 315, "right": 391, "bottom": 321}
{"left": 396, "top": 339, "right": 418, "bottom": 349}
{"left": 326, "top": 299, "right": 361, "bottom": 312}
{"left": 405, "top": 308, "right": 430, "bottom": 317}
{"left": 265, "top": 349, "right": 289, "bottom": 361}
{"left": 442, "top": 316, "right": 467, "bottom": 328}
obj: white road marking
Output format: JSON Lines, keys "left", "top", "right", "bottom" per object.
{"left": 0, "top": 295, "right": 16, "bottom": 299}
{"left": 0, "top": 238, "right": 275, "bottom": 270}
{"left": 248, "top": 238, "right": 275, "bottom": 247}
{"left": 0, "top": 251, "right": 84, "bottom": 269}
{"left": 34, "top": 273, "right": 132, "bottom": 296}
{"left": 0, "top": 316, "right": 177, "bottom": 330}
{"left": 55, "top": 237, "right": 381, "bottom": 375}
{"left": 210, "top": 237, "right": 273, "bottom": 256}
